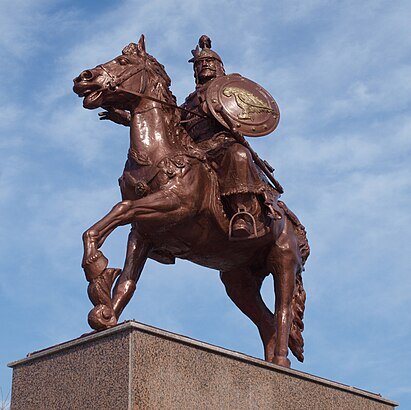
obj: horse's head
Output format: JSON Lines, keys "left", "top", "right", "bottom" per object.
{"left": 73, "top": 35, "right": 172, "bottom": 111}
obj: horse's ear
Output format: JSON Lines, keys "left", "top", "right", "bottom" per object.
{"left": 137, "top": 34, "right": 146, "bottom": 53}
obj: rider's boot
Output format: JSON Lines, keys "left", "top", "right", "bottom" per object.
{"left": 229, "top": 193, "right": 260, "bottom": 239}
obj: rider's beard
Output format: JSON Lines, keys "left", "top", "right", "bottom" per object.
{"left": 197, "top": 68, "right": 217, "bottom": 84}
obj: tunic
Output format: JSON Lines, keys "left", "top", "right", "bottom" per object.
{"left": 181, "top": 82, "right": 266, "bottom": 197}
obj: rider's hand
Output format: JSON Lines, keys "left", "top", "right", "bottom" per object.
{"left": 98, "top": 107, "right": 131, "bottom": 126}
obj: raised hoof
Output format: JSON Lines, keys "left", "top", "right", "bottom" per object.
{"left": 88, "top": 304, "right": 117, "bottom": 330}
{"left": 83, "top": 251, "right": 109, "bottom": 281}
{"left": 272, "top": 356, "right": 291, "bottom": 368}
{"left": 86, "top": 268, "right": 122, "bottom": 307}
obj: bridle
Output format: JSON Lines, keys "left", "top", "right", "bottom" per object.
{"left": 98, "top": 59, "right": 207, "bottom": 119}
{"left": 97, "top": 56, "right": 283, "bottom": 193}
{"left": 99, "top": 58, "right": 148, "bottom": 93}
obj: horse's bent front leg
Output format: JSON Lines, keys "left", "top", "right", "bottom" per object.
{"left": 82, "top": 191, "right": 181, "bottom": 274}
{"left": 82, "top": 201, "right": 132, "bottom": 330}
{"left": 82, "top": 200, "right": 135, "bottom": 274}
{"left": 82, "top": 191, "right": 182, "bottom": 330}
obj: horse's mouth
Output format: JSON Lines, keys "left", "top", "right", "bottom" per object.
{"left": 83, "top": 90, "right": 103, "bottom": 109}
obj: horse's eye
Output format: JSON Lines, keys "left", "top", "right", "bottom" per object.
{"left": 118, "top": 58, "right": 129, "bottom": 65}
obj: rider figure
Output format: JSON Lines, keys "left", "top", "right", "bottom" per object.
{"left": 99, "top": 35, "right": 270, "bottom": 239}
{"left": 181, "top": 35, "right": 266, "bottom": 239}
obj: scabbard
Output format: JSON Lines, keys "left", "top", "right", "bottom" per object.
{"left": 216, "top": 106, "right": 284, "bottom": 194}
{"left": 233, "top": 134, "right": 284, "bottom": 194}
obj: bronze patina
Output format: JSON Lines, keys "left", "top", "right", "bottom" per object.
{"left": 206, "top": 74, "right": 280, "bottom": 136}
{"left": 73, "top": 35, "right": 309, "bottom": 368}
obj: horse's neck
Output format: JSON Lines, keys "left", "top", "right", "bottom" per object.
{"left": 129, "top": 104, "right": 182, "bottom": 164}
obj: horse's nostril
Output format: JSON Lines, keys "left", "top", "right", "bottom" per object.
{"left": 80, "top": 70, "right": 93, "bottom": 80}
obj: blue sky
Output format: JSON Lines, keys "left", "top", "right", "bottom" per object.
{"left": 1, "top": 0, "right": 410, "bottom": 406}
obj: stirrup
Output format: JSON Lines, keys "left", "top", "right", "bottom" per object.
{"left": 228, "top": 207, "right": 258, "bottom": 241}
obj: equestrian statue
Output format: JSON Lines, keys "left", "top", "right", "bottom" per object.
{"left": 73, "top": 35, "right": 310, "bottom": 368}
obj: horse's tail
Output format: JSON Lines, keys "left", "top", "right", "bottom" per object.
{"left": 278, "top": 201, "right": 310, "bottom": 362}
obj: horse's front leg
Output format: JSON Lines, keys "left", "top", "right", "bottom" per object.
{"left": 82, "top": 201, "right": 135, "bottom": 330}
{"left": 86, "top": 225, "right": 150, "bottom": 330}
{"left": 82, "top": 200, "right": 136, "bottom": 274}
{"left": 82, "top": 191, "right": 182, "bottom": 330}
{"left": 111, "top": 225, "right": 150, "bottom": 320}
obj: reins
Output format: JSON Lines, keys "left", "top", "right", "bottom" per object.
{"left": 99, "top": 61, "right": 207, "bottom": 119}
{"left": 115, "top": 87, "right": 208, "bottom": 119}
{"left": 99, "top": 57, "right": 283, "bottom": 193}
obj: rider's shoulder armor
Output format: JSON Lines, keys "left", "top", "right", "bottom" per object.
{"left": 181, "top": 84, "right": 226, "bottom": 142}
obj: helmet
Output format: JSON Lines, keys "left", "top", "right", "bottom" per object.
{"left": 189, "top": 35, "right": 224, "bottom": 65}
{"left": 189, "top": 35, "right": 225, "bottom": 84}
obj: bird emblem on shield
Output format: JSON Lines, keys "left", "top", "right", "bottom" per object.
{"left": 206, "top": 74, "right": 280, "bottom": 137}
{"left": 222, "top": 86, "right": 277, "bottom": 120}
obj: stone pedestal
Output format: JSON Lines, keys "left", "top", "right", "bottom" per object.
{"left": 9, "top": 321, "right": 398, "bottom": 409}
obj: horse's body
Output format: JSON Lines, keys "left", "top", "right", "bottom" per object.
{"left": 73, "top": 36, "right": 309, "bottom": 368}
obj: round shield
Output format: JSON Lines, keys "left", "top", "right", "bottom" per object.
{"left": 206, "top": 73, "right": 280, "bottom": 137}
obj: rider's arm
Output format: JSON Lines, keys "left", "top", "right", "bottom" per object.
{"left": 98, "top": 107, "right": 131, "bottom": 127}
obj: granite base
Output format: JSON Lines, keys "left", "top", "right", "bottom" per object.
{"left": 9, "top": 321, "right": 398, "bottom": 409}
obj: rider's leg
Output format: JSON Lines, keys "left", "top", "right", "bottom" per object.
{"left": 227, "top": 192, "right": 260, "bottom": 238}
{"left": 216, "top": 143, "right": 265, "bottom": 238}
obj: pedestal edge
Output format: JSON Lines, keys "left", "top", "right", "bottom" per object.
{"left": 8, "top": 320, "right": 398, "bottom": 407}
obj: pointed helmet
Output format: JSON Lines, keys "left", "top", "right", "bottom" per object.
{"left": 189, "top": 35, "right": 224, "bottom": 65}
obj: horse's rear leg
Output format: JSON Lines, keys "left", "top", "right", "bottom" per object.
{"left": 268, "top": 225, "right": 301, "bottom": 367}
{"left": 220, "top": 268, "right": 276, "bottom": 362}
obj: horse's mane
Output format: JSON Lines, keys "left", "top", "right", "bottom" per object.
{"left": 122, "top": 42, "right": 180, "bottom": 122}
{"left": 144, "top": 54, "right": 177, "bottom": 108}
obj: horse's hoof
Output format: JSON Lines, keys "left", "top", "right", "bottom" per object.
{"left": 83, "top": 251, "right": 109, "bottom": 281}
{"left": 88, "top": 304, "right": 117, "bottom": 330}
{"left": 272, "top": 356, "right": 291, "bottom": 368}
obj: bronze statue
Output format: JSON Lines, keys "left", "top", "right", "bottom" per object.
{"left": 180, "top": 35, "right": 281, "bottom": 239}
{"left": 73, "top": 35, "right": 309, "bottom": 368}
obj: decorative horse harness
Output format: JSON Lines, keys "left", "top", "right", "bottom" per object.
{"left": 101, "top": 58, "right": 283, "bottom": 238}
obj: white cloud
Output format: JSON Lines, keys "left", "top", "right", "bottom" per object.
{"left": 2, "top": 1, "right": 411, "bottom": 406}
{"left": 0, "top": 155, "right": 27, "bottom": 204}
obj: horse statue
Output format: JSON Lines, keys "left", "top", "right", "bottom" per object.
{"left": 72, "top": 35, "right": 309, "bottom": 368}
